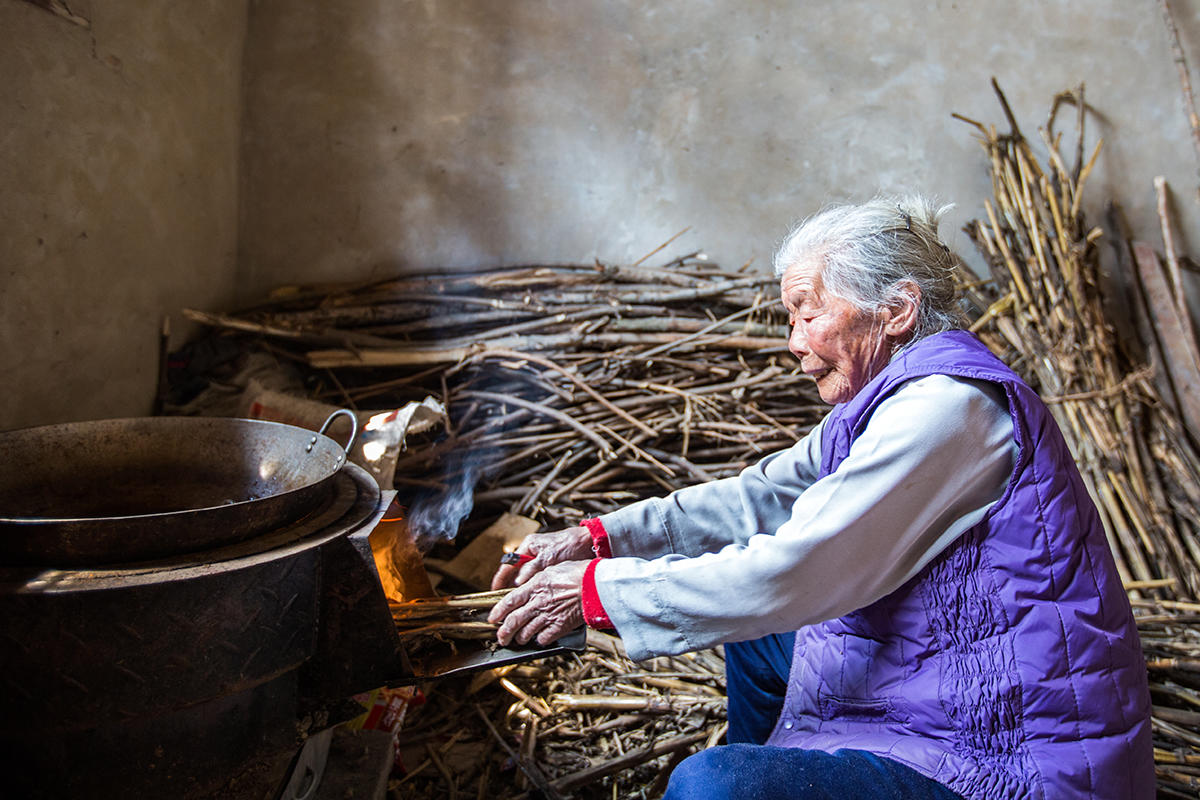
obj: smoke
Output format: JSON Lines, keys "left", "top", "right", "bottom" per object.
{"left": 406, "top": 449, "right": 482, "bottom": 552}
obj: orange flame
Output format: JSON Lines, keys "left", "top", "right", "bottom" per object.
{"left": 368, "top": 501, "right": 436, "bottom": 602}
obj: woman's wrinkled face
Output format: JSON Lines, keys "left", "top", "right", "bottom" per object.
{"left": 780, "top": 258, "right": 895, "bottom": 405}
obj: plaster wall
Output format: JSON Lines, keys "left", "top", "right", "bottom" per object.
{"left": 0, "top": 0, "right": 248, "bottom": 429}
{"left": 5, "top": 0, "right": 1200, "bottom": 429}
{"left": 239, "top": 0, "right": 1200, "bottom": 299}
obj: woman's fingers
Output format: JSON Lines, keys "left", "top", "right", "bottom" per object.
{"left": 531, "top": 615, "right": 574, "bottom": 646}
{"left": 513, "top": 556, "right": 546, "bottom": 586}
{"left": 488, "top": 582, "right": 543, "bottom": 645}
{"left": 493, "top": 593, "right": 556, "bottom": 646}
{"left": 488, "top": 561, "right": 587, "bottom": 646}
{"left": 487, "top": 583, "right": 528, "bottom": 626}
{"left": 500, "top": 603, "right": 576, "bottom": 646}
{"left": 489, "top": 527, "right": 597, "bottom": 592}
{"left": 490, "top": 561, "right": 520, "bottom": 590}
{"left": 489, "top": 526, "right": 595, "bottom": 590}
{"left": 506, "top": 608, "right": 550, "bottom": 646}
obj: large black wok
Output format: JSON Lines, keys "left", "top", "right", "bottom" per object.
{"left": 0, "top": 411, "right": 357, "bottom": 566}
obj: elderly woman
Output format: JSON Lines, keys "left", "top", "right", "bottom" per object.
{"left": 488, "top": 197, "right": 1153, "bottom": 799}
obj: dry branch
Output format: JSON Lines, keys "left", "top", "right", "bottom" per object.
{"left": 179, "top": 255, "right": 821, "bottom": 545}
{"left": 960, "top": 82, "right": 1200, "bottom": 796}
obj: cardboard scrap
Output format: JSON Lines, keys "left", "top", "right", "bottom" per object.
{"left": 432, "top": 512, "right": 540, "bottom": 590}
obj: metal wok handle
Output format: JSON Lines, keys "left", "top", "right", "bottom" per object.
{"left": 311, "top": 409, "right": 358, "bottom": 461}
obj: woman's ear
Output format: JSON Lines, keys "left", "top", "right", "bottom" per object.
{"left": 882, "top": 281, "right": 921, "bottom": 338}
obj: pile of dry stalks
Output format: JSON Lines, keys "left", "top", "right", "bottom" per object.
{"left": 185, "top": 253, "right": 825, "bottom": 542}
{"left": 184, "top": 251, "right": 817, "bottom": 797}
{"left": 388, "top": 622, "right": 725, "bottom": 800}
{"left": 957, "top": 81, "right": 1200, "bottom": 797}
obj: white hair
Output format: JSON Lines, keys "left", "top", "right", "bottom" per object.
{"left": 773, "top": 196, "right": 967, "bottom": 341}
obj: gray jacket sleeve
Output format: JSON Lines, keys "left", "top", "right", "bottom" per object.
{"left": 591, "top": 375, "right": 1014, "bottom": 661}
{"left": 596, "top": 415, "right": 827, "bottom": 559}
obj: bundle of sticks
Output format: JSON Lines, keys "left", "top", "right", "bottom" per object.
{"left": 957, "top": 82, "right": 1200, "bottom": 599}
{"left": 185, "top": 254, "right": 825, "bottom": 541}
{"left": 392, "top": 588, "right": 513, "bottom": 646}
{"left": 182, "top": 228, "right": 819, "bottom": 799}
{"left": 180, "top": 250, "right": 810, "bottom": 798}
{"left": 957, "top": 81, "right": 1200, "bottom": 797}
{"left": 388, "top": 592, "right": 726, "bottom": 800}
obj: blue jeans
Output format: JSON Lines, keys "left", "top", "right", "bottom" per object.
{"left": 724, "top": 631, "right": 795, "bottom": 744}
{"left": 665, "top": 633, "right": 963, "bottom": 800}
{"left": 663, "top": 745, "right": 967, "bottom": 800}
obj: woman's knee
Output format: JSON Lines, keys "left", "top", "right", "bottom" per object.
{"left": 665, "top": 745, "right": 964, "bottom": 800}
{"left": 663, "top": 747, "right": 743, "bottom": 800}
{"left": 665, "top": 744, "right": 807, "bottom": 800}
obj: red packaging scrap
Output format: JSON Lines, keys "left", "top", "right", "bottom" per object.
{"left": 342, "top": 685, "right": 424, "bottom": 772}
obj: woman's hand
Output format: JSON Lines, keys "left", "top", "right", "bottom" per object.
{"left": 490, "top": 525, "right": 594, "bottom": 590}
{"left": 487, "top": 560, "right": 589, "bottom": 646}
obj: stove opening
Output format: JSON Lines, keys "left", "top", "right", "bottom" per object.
{"left": 367, "top": 498, "right": 436, "bottom": 603}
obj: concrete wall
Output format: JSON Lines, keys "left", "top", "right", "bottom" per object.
{"left": 1, "top": 0, "right": 248, "bottom": 429}
{"left": 6, "top": 0, "right": 1200, "bottom": 427}
{"left": 239, "top": 0, "right": 1200, "bottom": 301}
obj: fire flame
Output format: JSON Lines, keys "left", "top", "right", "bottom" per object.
{"left": 368, "top": 501, "right": 436, "bottom": 603}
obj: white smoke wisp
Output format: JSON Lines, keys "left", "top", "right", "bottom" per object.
{"left": 407, "top": 451, "right": 482, "bottom": 552}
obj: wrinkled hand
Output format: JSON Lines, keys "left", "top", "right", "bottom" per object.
{"left": 487, "top": 560, "right": 589, "bottom": 646}
{"left": 490, "top": 525, "right": 593, "bottom": 590}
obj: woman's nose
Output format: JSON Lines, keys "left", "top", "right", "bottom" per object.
{"left": 788, "top": 324, "right": 808, "bottom": 358}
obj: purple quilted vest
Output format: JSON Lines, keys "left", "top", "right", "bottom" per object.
{"left": 765, "top": 331, "right": 1153, "bottom": 799}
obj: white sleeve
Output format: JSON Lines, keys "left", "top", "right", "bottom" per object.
{"left": 596, "top": 416, "right": 827, "bottom": 559}
{"left": 593, "top": 375, "right": 1015, "bottom": 661}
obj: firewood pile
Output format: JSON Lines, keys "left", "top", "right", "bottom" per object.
{"left": 184, "top": 254, "right": 826, "bottom": 543}
{"left": 388, "top": 603, "right": 725, "bottom": 800}
{"left": 956, "top": 81, "right": 1200, "bottom": 797}
{"left": 183, "top": 253, "right": 821, "bottom": 798}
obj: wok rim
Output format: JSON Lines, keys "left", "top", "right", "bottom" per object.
{"left": 0, "top": 463, "right": 383, "bottom": 589}
{"left": 0, "top": 416, "right": 350, "bottom": 525}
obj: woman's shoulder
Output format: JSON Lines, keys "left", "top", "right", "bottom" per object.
{"left": 878, "top": 373, "right": 1011, "bottom": 435}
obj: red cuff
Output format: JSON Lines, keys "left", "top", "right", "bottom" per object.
{"left": 581, "top": 557, "right": 613, "bottom": 629}
{"left": 581, "top": 518, "right": 613, "bottom": 558}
